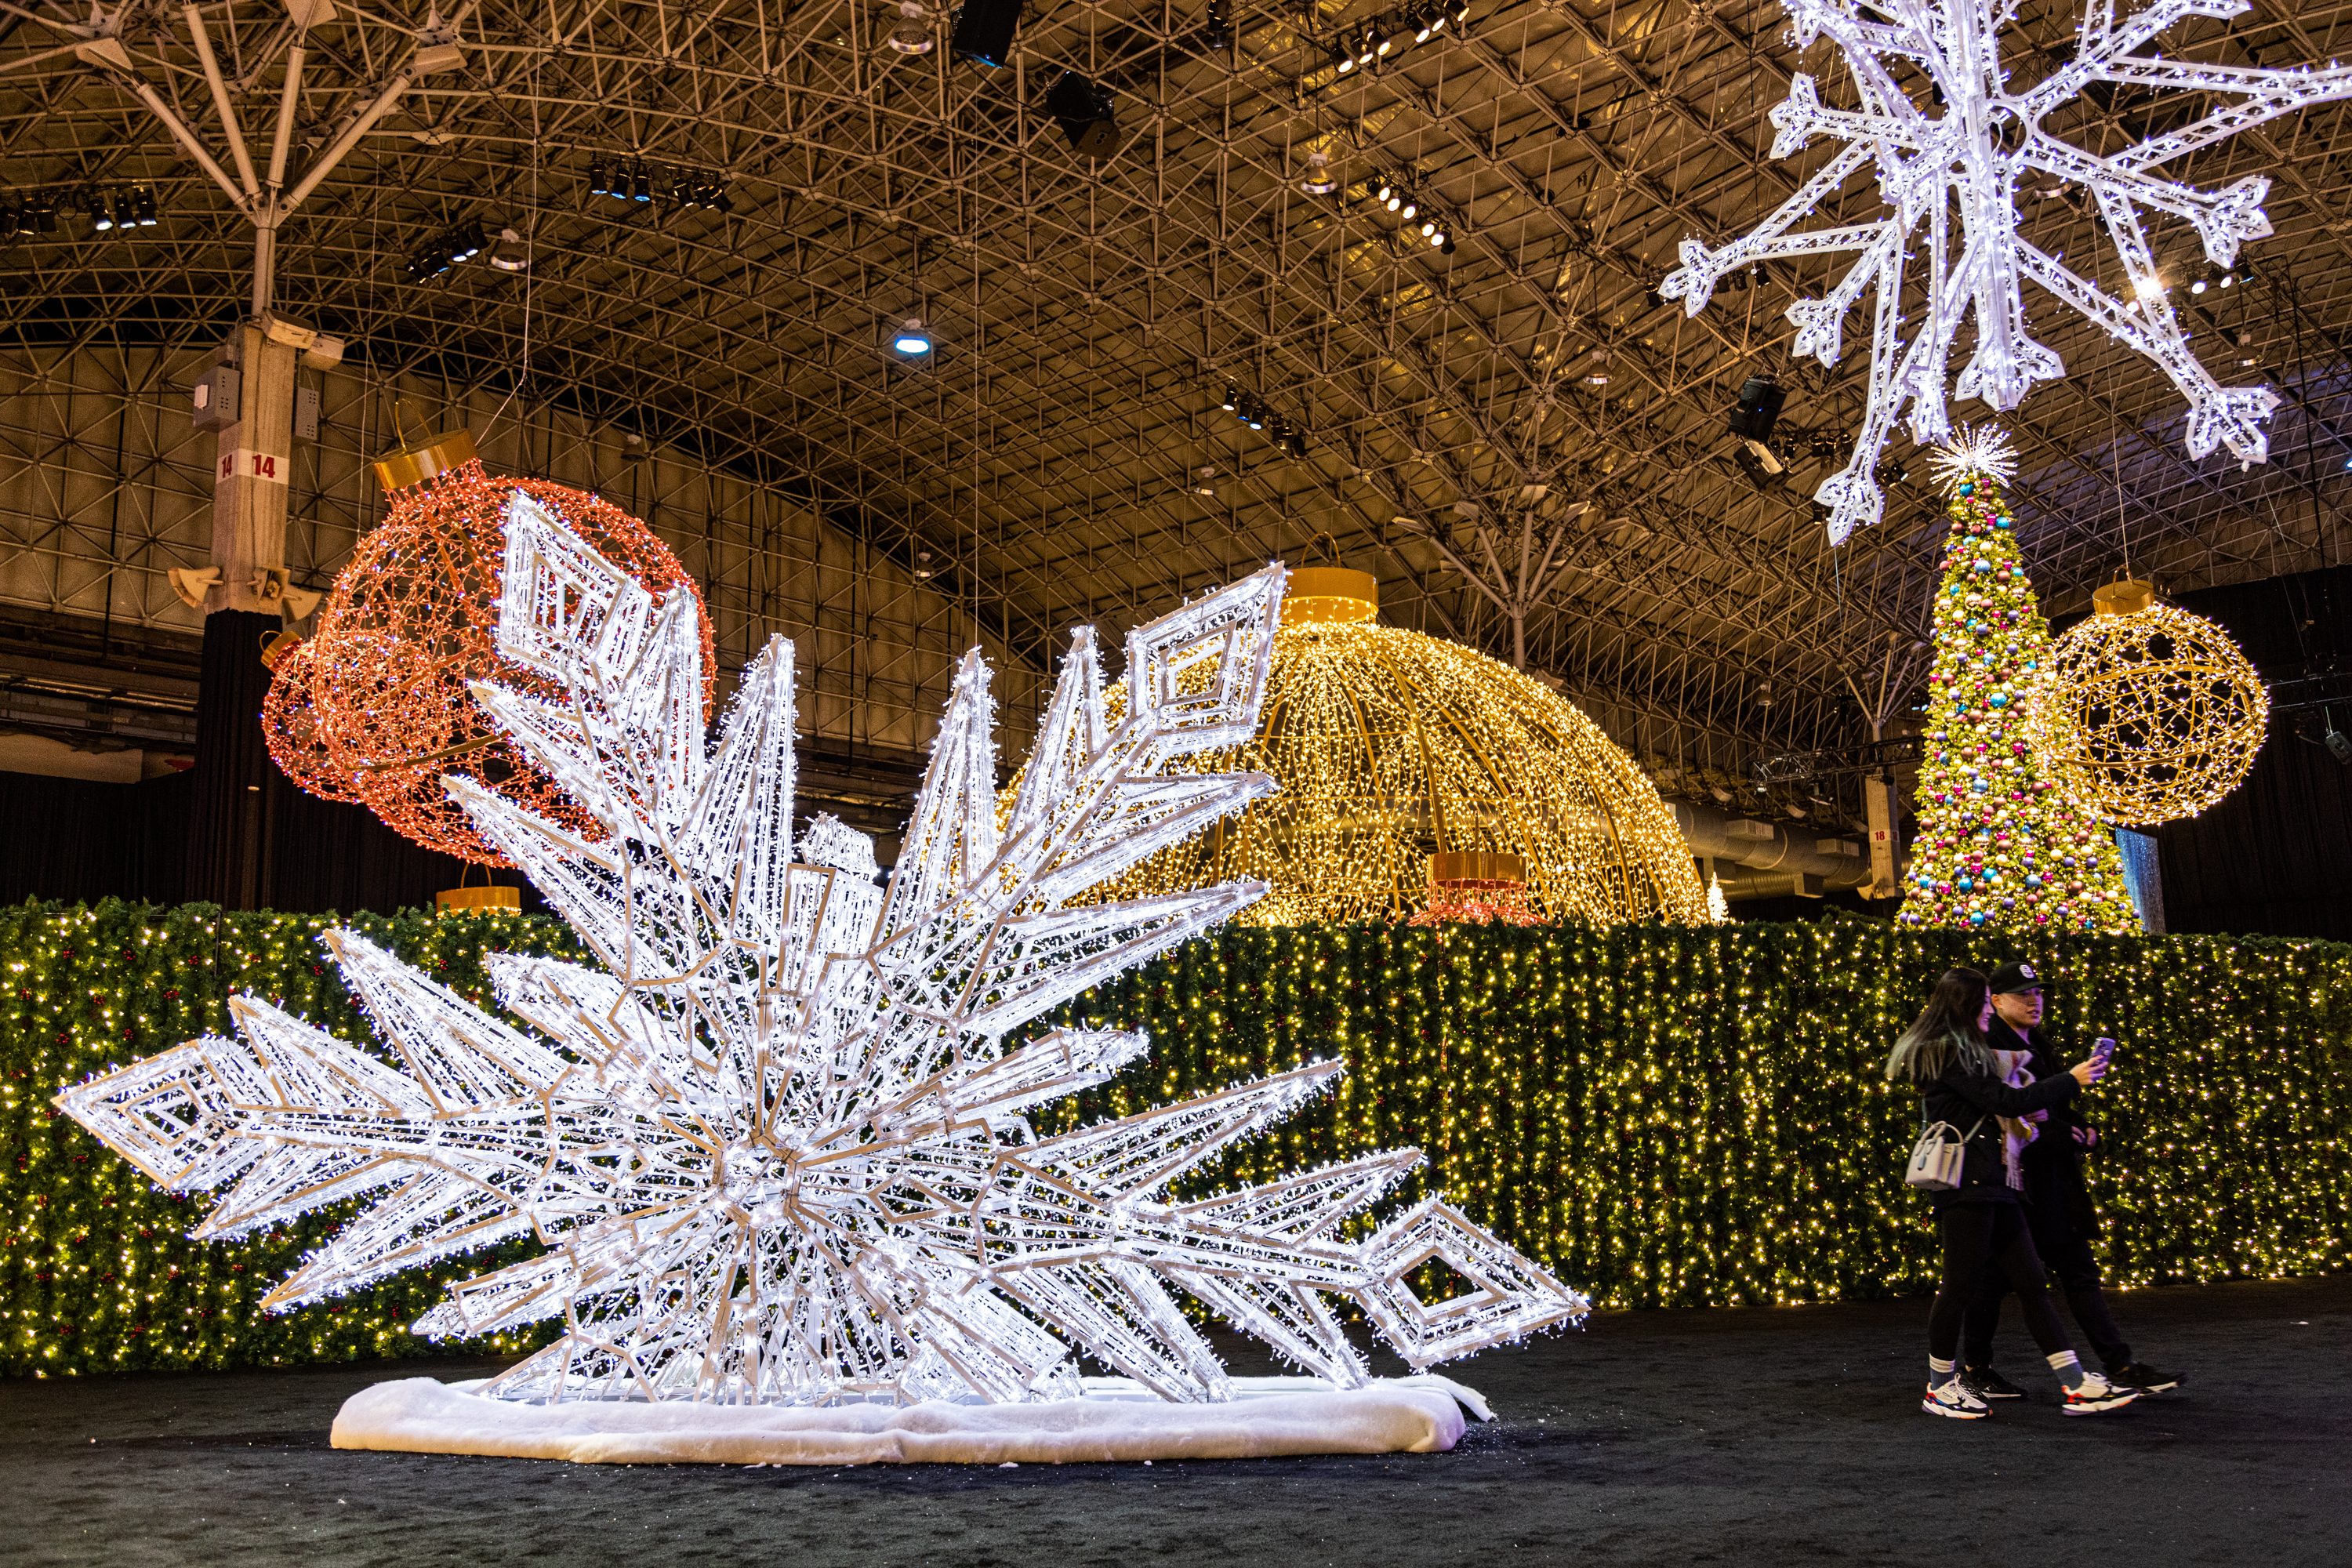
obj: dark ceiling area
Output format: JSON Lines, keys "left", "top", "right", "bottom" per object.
{"left": 5, "top": 0, "right": 2351, "bottom": 754}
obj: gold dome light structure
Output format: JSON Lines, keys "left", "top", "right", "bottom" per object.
{"left": 1096, "top": 567, "right": 1709, "bottom": 926}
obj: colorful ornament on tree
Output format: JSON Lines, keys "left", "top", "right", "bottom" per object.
{"left": 263, "top": 433, "right": 714, "bottom": 863}
{"left": 1660, "top": 0, "right": 2352, "bottom": 543}
{"left": 1900, "top": 428, "right": 2139, "bottom": 934}
{"left": 61, "top": 496, "right": 1587, "bottom": 1414}
{"left": 2031, "top": 579, "right": 2269, "bottom": 824}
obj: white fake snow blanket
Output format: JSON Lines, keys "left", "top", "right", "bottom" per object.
{"left": 331, "top": 1374, "right": 1491, "bottom": 1466}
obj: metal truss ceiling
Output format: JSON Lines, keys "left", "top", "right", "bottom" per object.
{"left": 5, "top": 0, "right": 2351, "bottom": 753}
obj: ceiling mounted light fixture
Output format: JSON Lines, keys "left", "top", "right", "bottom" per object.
{"left": 1300, "top": 151, "right": 1340, "bottom": 195}
{"left": 892, "top": 318, "right": 934, "bottom": 356}
{"left": 887, "top": 0, "right": 935, "bottom": 54}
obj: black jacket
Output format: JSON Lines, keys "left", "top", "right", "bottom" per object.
{"left": 1988, "top": 1015, "right": 2099, "bottom": 1229}
{"left": 1917, "top": 1045, "right": 2081, "bottom": 1206}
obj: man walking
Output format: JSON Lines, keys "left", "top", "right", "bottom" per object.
{"left": 1958, "top": 960, "right": 2182, "bottom": 1402}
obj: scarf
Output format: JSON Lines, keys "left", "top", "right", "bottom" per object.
{"left": 1993, "top": 1047, "right": 2039, "bottom": 1191}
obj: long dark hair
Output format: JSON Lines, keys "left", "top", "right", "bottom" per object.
{"left": 1885, "top": 967, "right": 1995, "bottom": 1084}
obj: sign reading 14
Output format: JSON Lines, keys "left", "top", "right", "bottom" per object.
{"left": 220, "top": 448, "right": 290, "bottom": 486}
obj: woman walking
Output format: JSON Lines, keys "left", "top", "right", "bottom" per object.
{"left": 1887, "top": 966, "right": 2138, "bottom": 1419}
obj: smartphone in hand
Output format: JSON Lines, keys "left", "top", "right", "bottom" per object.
{"left": 2094, "top": 1036, "right": 2118, "bottom": 1063}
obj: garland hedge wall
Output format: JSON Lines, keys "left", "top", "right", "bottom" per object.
{"left": 6, "top": 900, "right": 2348, "bottom": 1377}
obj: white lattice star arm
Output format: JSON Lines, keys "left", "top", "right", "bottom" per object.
{"left": 2016, "top": 239, "right": 2278, "bottom": 460}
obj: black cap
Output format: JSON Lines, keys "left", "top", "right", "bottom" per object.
{"left": 1987, "top": 960, "right": 2046, "bottom": 995}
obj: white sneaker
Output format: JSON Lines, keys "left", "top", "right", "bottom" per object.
{"left": 1923, "top": 1377, "right": 1990, "bottom": 1419}
{"left": 2061, "top": 1375, "right": 2141, "bottom": 1416}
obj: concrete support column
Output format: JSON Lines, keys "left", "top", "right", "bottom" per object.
{"left": 206, "top": 321, "right": 299, "bottom": 614}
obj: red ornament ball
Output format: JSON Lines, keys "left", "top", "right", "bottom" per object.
{"left": 264, "top": 459, "right": 716, "bottom": 863}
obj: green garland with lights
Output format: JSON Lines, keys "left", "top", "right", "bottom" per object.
{"left": 1, "top": 900, "right": 582, "bottom": 1377}
{"left": 6, "top": 902, "right": 2348, "bottom": 1377}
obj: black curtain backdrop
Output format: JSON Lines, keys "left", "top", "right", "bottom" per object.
{"left": 2151, "top": 564, "right": 2352, "bottom": 940}
{"left": 0, "top": 766, "right": 540, "bottom": 916}
{"left": 183, "top": 608, "right": 280, "bottom": 909}
{"left": 0, "top": 769, "right": 192, "bottom": 906}
{"left": 2, "top": 607, "right": 540, "bottom": 916}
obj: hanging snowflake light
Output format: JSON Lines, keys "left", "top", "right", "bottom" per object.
{"left": 1660, "top": 0, "right": 2352, "bottom": 543}
{"left": 59, "top": 494, "right": 1587, "bottom": 1412}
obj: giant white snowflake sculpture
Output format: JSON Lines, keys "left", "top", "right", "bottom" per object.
{"left": 1661, "top": 0, "right": 2352, "bottom": 543}
{"left": 58, "top": 495, "right": 1586, "bottom": 1406}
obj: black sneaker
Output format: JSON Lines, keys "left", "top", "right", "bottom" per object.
{"left": 2107, "top": 1361, "right": 2181, "bottom": 1393}
{"left": 1959, "top": 1365, "right": 2027, "bottom": 1400}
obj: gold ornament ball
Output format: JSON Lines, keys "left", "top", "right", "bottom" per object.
{"left": 1051, "top": 568, "right": 1708, "bottom": 926}
{"left": 2032, "top": 583, "right": 2268, "bottom": 825}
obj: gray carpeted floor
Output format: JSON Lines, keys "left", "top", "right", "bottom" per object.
{"left": 3, "top": 1275, "right": 2343, "bottom": 1567}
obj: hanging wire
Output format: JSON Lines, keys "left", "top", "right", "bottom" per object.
{"left": 481, "top": 51, "right": 542, "bottom": 452}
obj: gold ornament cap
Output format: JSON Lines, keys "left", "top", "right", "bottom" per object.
{"left": 2092, "top": 579, "right": 2157, "bottom": 616}
{"left": 1428, "top": 850, "right": 1527, "bottom": 887}
{"left": 372, "top": 427, "right": 480, "bottom": 493}
{"left": 1283, "top": 566, "right": 1378, "bottom": 625}
{"left": 436, "top": 884, "right": 522, "bottom": 916}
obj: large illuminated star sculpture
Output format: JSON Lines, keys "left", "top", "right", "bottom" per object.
{"left": 58, "top": 495, "right": 1585, "bottom": 1406}
{"left": 1662, "top": 0, "right": 2352, "bottom": 543}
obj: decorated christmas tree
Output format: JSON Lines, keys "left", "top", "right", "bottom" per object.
{"left": 1899, "top": 429, "right": 2139, "bottom": 935}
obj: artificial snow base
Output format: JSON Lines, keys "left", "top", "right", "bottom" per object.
{"left": 331, "top": 1374, "right": 1491, "bottom": 1466}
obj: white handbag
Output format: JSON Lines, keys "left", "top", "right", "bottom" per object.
{"left": 1904, "top": 1117, "right": 1985, "bottom": 1191}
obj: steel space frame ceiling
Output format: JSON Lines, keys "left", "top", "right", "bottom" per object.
{"left": 5, "top": 0, "right": 2351, "bottom": 754}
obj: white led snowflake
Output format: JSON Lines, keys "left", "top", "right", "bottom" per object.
{"left": 58, "top": 494, "right": 1586, "bottom": 1406}
{"left": 1661, "top": 0, "right": 2352, "bottom": 543}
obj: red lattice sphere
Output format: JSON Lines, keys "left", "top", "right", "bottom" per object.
{"left": 263, "top": 460, "right": 715, "bottom": 863}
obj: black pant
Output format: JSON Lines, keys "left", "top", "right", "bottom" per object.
{"left": 1962, "top": 1198, "right": 2132, "bottom": 1371}
{"left": 1927, "top": 1203, "right": 2071, "bottom": 1365}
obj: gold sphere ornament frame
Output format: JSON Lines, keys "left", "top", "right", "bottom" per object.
{"left": 2031, "top": 580, "right": 2269, "bottom": 825}
{"left": 1055, "top": 569, "right": 1708, "bottom": 927}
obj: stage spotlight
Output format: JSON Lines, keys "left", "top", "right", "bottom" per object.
{"left": 89, "top": 191, "right": 116, "bottom": 233}
{"left": 887, "top": 0, "right": 935, "bottom": 53}
{"left": 1204, "top": 0, "right": 1230, "bottom": 51}
{"left": 1221, "top": 385, "right": 1239, "bottom": 411}
{"left": 129, "top": 187, "right": 156, "bottom": 225}
{"left": 1046, "top": 71, "right": 1123, "bottom": 158}
{"left": 0, "top": 203, "right": 18, "bottom": 244}
{"left": 449, "top": 220, "right": 486, "bottom": 262}
{"left": 1444, "top": 0, "right": 1468, "bottom": 24}
{"left": 1726, "top": 376, "right": 1786, "bottom": 441}
{"left": 1300, "top": 151, "right": 1340, "bottom": 195}
{"left": 1415, "top": 5, "right": 1439, "bottom": 39}
{"left": 892, "top": 318, "right": 934, "bottom": 356}
{"left": 2190, "top": 275, "right": 2208, "bottom": 294}
{"left": 1334, "top": 43, "right": 1356, "bottom": 73}
{"left": 952, "top": 0, "right": 1022, "bottom": 67}
{"left": 1439, "top": 235, "right": 1456, "bottom": 254}
{"left": 30, "top": 198, "right": 56, "bottom": 234}
{"left": 1280, "top": 425, "right": 1308, "bottom": 459}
